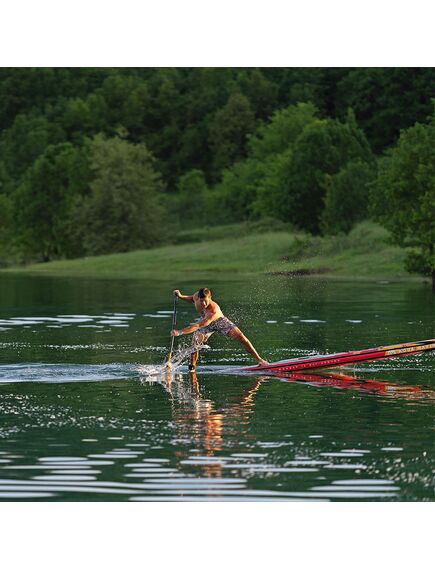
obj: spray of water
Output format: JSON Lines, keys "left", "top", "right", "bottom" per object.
{"left": 170, "top": 338, "right": 210, "bottom": 368}
{"left": 137, "top": 337, "right": 210, "bottom": 380}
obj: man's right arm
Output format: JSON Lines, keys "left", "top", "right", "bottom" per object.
{"left": 173, "top": 289, "right": 195, "bottom": 303}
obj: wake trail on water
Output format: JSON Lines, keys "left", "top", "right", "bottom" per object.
{"left": 0, "top": 363, "right": 138, "bottom": 383}
{"left": 0, "top": 361, "right": 237, "bottom": 384}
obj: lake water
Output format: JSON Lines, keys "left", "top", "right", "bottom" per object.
{"left": 0, "top": 273, "right": 433, "bottom": 501}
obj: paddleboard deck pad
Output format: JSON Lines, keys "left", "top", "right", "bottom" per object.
{"left": 237, "top": 339, "right": 435, "bottom": 374}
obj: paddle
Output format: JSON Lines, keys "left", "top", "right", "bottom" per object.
{"left": 165, "top": 294, "right": 179, "bottom": 368}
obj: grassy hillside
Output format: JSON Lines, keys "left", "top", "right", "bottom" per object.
{"left": 271, "top": 222, "right": 410, "bottom": 279}
{"left": 2, "top": 222, "right": 423, "bottom": 282}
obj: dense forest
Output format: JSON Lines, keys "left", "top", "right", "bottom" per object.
{"left": 0, "top": 68, "right": 433, "bottom": 279}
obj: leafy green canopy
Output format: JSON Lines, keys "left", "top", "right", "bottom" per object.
{"left": 321, "top": 160, "right": 376, "bottom": 235}
{"left": 335, "top": 68, "right": 435, "bottom": 153}
{"left": 0, "top": 193, "right": 13, "bottom": 263}
{"left": 211, "top": 104, "right": 374, "bottom": 234}
{"left": 269, "top": 113, "right": 373, "bottom": 233}
{"left": 0, "top": 68, "right": 433, "bottom": 266}
{"left": 11, "top": 135, "right": 164, "bottom": 261}
{"left": 72, "top": 135, "right": 165, "bottom": 256}
{"left": 174, "top": 169, "right": 209, "bottom": 226}
{"left": 0, "top": 68, "right": 432, "bottom": 192}
{"left": 211, "top": 103, "right": 318, "bottom": 223}
{"left": 371, "top": 112, "right": 435, "bottom": 280}
{"left": 14, "top": 142, "right": 88, "bottom": 261}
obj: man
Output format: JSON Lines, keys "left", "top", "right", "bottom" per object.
{"left": 170, "top": 287, "right": 268, "bottom": 370}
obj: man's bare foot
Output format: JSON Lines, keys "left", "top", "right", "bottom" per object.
{"left": 257, "top": 359, "right": 269, "bottom": 366}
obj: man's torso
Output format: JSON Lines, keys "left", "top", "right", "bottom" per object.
{"left": 194, "top": 299, "right": 223, "bottom": 322}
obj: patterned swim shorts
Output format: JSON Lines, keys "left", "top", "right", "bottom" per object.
{"left": 197, "top": 316, "right": 237, "bottom": 338}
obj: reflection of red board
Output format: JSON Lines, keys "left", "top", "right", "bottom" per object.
{"left": 239, "top": 339, "right": 435, "bottom": 373}
{"left": 270, "top": 370, "right": 424, "bottom": 397}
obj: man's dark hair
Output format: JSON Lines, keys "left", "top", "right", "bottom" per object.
{"left": 198, "top": 287, "right": 211, "bottom": 298}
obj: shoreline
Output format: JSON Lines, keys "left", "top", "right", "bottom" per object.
{"left": 1, "top": 223, "right": 428, "bottom": 285}
{"left": 2, "top": 267, "right": 428, "bottom": 285}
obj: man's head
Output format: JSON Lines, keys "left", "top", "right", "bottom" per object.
{"left": 197, "top": 287, "right": 212, "bottom": 308}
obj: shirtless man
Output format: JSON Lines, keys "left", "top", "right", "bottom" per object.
{"left": 170, "top": 287, "right": 268, "bottom": 370}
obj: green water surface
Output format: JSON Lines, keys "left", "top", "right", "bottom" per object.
{"left": 0, "top": 273, "right": 433, "bottom": 501}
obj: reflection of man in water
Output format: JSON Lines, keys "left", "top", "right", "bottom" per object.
{"left": 164, "top": 370, "right": 264, "bottom": 474}
{"left": 171, "top": 288, "right": 268, "bottom": 370}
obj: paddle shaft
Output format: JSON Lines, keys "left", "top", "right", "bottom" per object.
{"left": 167, "top": 295, "right": 179, "bottom": 363}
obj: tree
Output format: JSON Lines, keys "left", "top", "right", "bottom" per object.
{"left": 335, "top": 68, "right": 435, "bottom": 153}
{"left": 208, "top": 93, "right": 256, "bottom": 177}
{"left": 212, "top": 103, "right": 319, "bottom": 222}
{"left": 261, "top": 68, "right": 349, "bottom": 116}
{"left": 0, "top": 160, "right": 12, "bottom": 195}
{"left": 0, "top": 193, "right": 13, "bottom": 264}
{"left": 209, "top": 159, "right": 266, "bottom": 223}
{"left": 1, "top": 68, "right": 434, "bottom": 266}
{"left": 75, "top": 134, "right": 165, "bottom": 255}
{"left": 277, "top": 115, "right": 374, "bottom": 233}
{"left": 248, "top": 102, "right": 318, "bottom": 160}
{"left": 183, "top": 68, "right": 238, "bottom": 120}
{"left": 0, "top": 68, "right": 111, "bottom": 130}
{"left": 371, "top": 115, "right": 435, "bottom": 288}
{"left": 176, "top": 170, "right": 209, "bottom": 226}
{"left": 235, "top": 68, "right": 279, "bottom": 119}
{"left": 60, "top": 94, "right": 109, "bottom": 141}
{"left": 0, "top": 113, "right": 64, "bottom": 181}
{"left": 13, "top": 142, "right": 89, "bottom": 261}
{"left": 321, "top": 160, "right": 376, "bottom": 234}
{"left": 178, "top": 69, "right": 240, "bottom": 184}
{"left": 249, "top": 150, "right": 293, "bottom": 220}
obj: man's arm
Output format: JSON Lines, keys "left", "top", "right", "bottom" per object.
{"left": 173, "top": 289, "right": 195, "bottom": 303}
{"left": 171, "top": 312, "right": 216, "bottom": 336}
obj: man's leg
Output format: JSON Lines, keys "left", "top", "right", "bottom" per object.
{"left": 190, "top": 331, "right": 208, "bottom": 370}
{"left": 227, "top": 327, "right": 268, "bottom": 365}
{"left": 190, "top": 348, "right": 199, "bottom": 370}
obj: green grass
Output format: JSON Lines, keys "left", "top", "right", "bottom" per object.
{"left": 2, "top": 221, "right": 425, "bottom": 282}
{"left": 269, "top": 222, "right": 413, "bottom": 279}
{"left": 3, "top": 232, "right": 297, "bottom": 279}
{"left": 173, "top": 218, "right": 292, "bottom": 244}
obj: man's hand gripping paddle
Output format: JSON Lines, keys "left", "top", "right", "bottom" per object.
{"left": 165, "top": 293, "right": 179, "bottom": 369}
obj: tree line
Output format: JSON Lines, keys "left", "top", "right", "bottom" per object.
{"left": 0, "top": 68, "right": 433, "bottom": 283}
